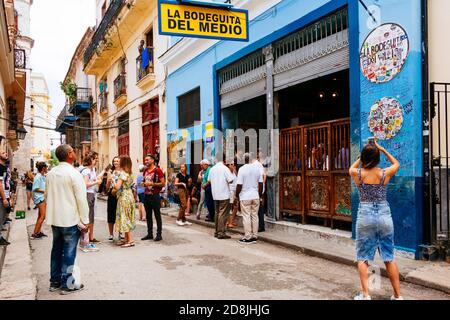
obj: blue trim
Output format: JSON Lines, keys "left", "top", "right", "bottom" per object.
{"left": 214, "top": 0, "right": 348, "bottom": 71}
{"left": 394, "top": 245, "right": 417, "bottom": 254}
{"left": 158, "top": 0, "right": 249, "bottom": 42}
{"left": 348, "top": 0, "right": 360, "bottom": 239}
{"left": 212, "top": 66, "right": 221, "bottom": 131}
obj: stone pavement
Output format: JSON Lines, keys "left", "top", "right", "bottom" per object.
{"left": 27, "top": 199, "right": 448, "bottom": 300}
{"left": 159, "top": 204, "right": 450, "bottom": 294}
{"left": 0, "top": 188, "right": 37, "bottom": 300}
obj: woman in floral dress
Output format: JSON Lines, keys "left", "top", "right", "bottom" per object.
{"left": 112, "top": 155, "right": 136, "bottom": 247}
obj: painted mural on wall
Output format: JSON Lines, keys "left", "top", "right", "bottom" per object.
{"left": 368, "top": 97, "right": 404, "bottom": 140}
{"left": 360, "top": 23, "right": 409, "bottom": 84}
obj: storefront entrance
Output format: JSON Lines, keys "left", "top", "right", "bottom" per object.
{"left": 278, "top": 70, "right": 351, "bottom": 229}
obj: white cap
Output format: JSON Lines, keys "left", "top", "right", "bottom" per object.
{"left": 200, "top": 159, "right": 210, "bottom": 165}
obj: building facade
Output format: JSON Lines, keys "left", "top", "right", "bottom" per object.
{"left": 84, "top": 0, "right": 168, "bottom": 176}
{"left": 28, "top": 73, "right": 53, "bottom": 165}
{"left": 0, "top": 0, "right": 28, "bottom": 167}
{"left": 56, "top": 27, "right": 96, "bottom": 163}
{"left": 161, "top": 0, "right": 436, "bottom": 259}
{"left": 11, "top": 0, "right": 33, "bottom": 172}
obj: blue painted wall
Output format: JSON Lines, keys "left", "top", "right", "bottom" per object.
{"left": 352, "top": 0, "right": 423, "bottom": 257}
{"left": 165, "top": 0, "right": 424, "bottom": 257}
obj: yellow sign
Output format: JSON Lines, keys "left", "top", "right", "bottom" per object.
{"left": 158, "top": 2, "right": 249, "bottom": 41}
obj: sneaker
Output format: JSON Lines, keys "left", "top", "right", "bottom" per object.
{"left": 49, "top": 282, "right": 61, "bottom": 292}
{"left": 184, "top": 221, "right": 192, "bottom": 226}
{"left": 238, "top": 238, "right": 256, "bottom": 244}
{"left": 154, "top": 235, "right": 162, "bottom": 242}
{"left": 90, "top": 238, "right": 101, "bottom": 244}
{"left": 80, "top": 244, "right": 99, "bottom": 252}
{"left": 108, "top": 235, "right": 114, "bottom": 241}
{"left": 38, "top": 232, "right": 48, "bottom": 237}
{"left": 30, "top": 233, "right": 42, "bottom": 240}
{"left": 390, "top": 295, "right": 404, "bottom": 300}
{"left": 0, "top": 237, "right": 10, "bottom": 246}
{"left": 176, "top": 220, "right": 185, "bottom": 226}
{"left": 60, "top": 284, "right": 85, "bottom": 295}
{"left": 141, "top": 235, "right": 153, "bottom": 241}
{"left": 5, "top": 218, "right": 12, "bottom": 222}
{"left": 354, "top": 293, "right": 371, "bottom": 300}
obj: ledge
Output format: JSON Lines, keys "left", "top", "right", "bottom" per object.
{"left": 114, "top": 94, "right": 127, "bottom": 108}
{"left": 136, "top": 73, "right": 156, "bottom": 90}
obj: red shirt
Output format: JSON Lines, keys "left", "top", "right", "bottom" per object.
{"left": 144, "top": 166, "right": 164, "bottom": 195}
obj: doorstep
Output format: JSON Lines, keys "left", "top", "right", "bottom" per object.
{"left": 160, "top": 205, "right": 450, "bottom": 294}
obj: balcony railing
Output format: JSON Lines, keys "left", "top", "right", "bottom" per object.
{"left": 75, "top": 87, "right": 92, "bottom": 103}
{"left": 98, "top": 92, "right": 108, "bottom": 113}
{"left": 136, "top": 47, "right": 154, "bottom": 82}
{"left": 14, "top": 49, "right": 26, "bottom": 69}
{"left": 84, "top": 0, "right": 126, "bottom": 66}
{"left": 114, "top": 74, "right": 127, "bottom": 100}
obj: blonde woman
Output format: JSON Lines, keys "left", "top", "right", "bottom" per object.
{"left": 113, "top": 156, "right": 136, "bottom": 247}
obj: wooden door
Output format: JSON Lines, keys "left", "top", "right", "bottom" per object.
{"left": 118, "top": 132, "right": 130, "bottom": 156}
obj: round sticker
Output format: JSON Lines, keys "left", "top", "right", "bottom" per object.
{"left": 368, "top": 97, "right": 404, "bottom": 140}
{"left": 360, "top": 23, "right": 409, "bottom": 83}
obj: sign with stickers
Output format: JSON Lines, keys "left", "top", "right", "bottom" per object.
{"left": 368, "top": 97, "right": 404, "bottom": 140}
{"left": 360, "top": 23, "right": 409, "bottom": 83}
{"left": 158, "top": 1, "right": 249, "bottom": 41}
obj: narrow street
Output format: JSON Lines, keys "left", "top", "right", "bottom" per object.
{"left": 26, "top": 200, "right": 448, "bottom": 300}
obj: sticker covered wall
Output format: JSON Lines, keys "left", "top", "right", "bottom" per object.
{"left": 359, "top": 0, "right": 422, "bottom": 177}
{"left": 355, "top": 0, "right": 423, "bottom": 256}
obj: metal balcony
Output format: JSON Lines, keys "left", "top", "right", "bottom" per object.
{"left": 84, "top": 0, "right": 125, "bottom": 66}
{"left": 56, "top": 105, "right": 78, "bottom": 133}
{"left": 14, "top": 49, "right": 26, "bottom": 69}
{"left": 70, "top": 87, "right": 92, "bottom": 115}
{"left": 136, "top": 47, "right": 155, "bottom": 83}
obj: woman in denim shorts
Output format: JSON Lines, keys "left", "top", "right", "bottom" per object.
{"left": 349, "top": 138, "right": 403, "bottom": 300}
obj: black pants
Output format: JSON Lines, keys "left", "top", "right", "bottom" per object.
{"left": 258, "top": 197, "right": 265, "bottom": 231}
{"left": 204, "top": 185, "right": 215, "bottom": 220}
{"left": 107, "top": 193, "right": 118, "bottom": 224}
{"left": 144, "top": 194, "right": 162, "bottom": 237}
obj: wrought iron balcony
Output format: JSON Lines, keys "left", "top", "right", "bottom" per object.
{"left": 70, "top": 87, "right": 92, "bottom": 115}
{"left": 84, "top": 0, "right": 125, "bottom": 66}
{"left": 114, "top": 73, "right": 127, "bottom": 100}
{"left": 98, "top": 92, "right": 108, "bottom": 113}
{"left": 136, "top": 47, "right": 154, "bottom": 83}
{"left": 56, "top": 104, "right": 77, "bottom": 133}
{"left": 14, "top": 49, "right": 26, "bottom": 69}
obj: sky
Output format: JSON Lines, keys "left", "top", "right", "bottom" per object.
{"left": 30, "top": 0, "right": 96, "bottom": 117}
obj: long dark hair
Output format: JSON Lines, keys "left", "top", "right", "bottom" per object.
{"left": 360, "top": 144, "right": 380, "bottom": 169}
{"left": 120, "top": 155, "right": 132, "bottom": 174}
{"left": 111, "top": 156, "right": 120, "bottom": 172}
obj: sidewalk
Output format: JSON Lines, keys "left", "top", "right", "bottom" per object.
{"left": 0, "top": 187, "right": 37, "bottom": 300}
{"left": 160, "top": 205, "right": 450, "bottom": 294}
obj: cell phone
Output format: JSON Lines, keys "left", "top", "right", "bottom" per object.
{"left": 368, "top": 137, "right": 375, "bottom": 145}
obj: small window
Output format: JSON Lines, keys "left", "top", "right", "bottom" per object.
{"left": 118, "top": 113, "right": 129, "bottom": 136}
{"left": 178, "top": 88, "right": 200, "bottom": 129}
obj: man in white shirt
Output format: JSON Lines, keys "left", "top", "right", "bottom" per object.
{"left": 236, "top": 153, "right": 263, "bottom": 244}
{"left": 46, "top": 144, "right": 89, "bottom": 294}
{"left": 208, "top": 156, "right": 235, "bottom": 239}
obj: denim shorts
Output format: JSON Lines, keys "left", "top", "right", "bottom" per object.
{"left": 356, "top": 201, "right": 394, "bottom": 262}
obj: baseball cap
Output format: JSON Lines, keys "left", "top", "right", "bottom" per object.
{"left": 200, "top": 159, "right": 210, "bottom": 165}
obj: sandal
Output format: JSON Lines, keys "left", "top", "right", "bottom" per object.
{"left": 116, "top": 241, "right": 126, "bottom": 246}
{"left": 121, "top": 242, "right": 135, "bottom": 248}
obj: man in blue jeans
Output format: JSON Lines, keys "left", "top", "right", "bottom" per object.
{"left": 45, "top": 144, "right": 90, "bottom": 294}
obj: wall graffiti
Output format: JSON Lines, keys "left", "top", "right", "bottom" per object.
{"left": 360, "top": 23, "right": 409, "bottom": 84}
{"left": 368, "top": 97, "right": 404, "bottom": 140}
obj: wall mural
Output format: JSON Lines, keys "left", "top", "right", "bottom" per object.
{"left": 368, "top": 97, "right": 404, "bottom": 140}
{"left": 360, "top": 23, "right": 409, "bottom": 84}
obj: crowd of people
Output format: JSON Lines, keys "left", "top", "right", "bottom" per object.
{"left": 0, "top": 138, "right": 404, "bottom": 300}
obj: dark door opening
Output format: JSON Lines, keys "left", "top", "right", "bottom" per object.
{"left": 278, "top": 70, "right": 351, "bottom": 230}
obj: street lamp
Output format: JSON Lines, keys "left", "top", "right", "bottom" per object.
{"left": 16, "top": 127, "right": 27, "bottom": 140}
